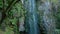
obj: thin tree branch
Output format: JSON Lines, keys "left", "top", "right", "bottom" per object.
{"left": 5, "top": 0, "right": 20, "bottom": 12}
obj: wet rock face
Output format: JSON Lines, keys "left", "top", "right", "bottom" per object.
{"left": 37, "top": 0, "right": 56, "bottom": 34}
{"left": 21, "top": 0, "right": 24, "bottom": 4}
{"left": 42, "top": 1, "right": 56, "bottom": 34}
{"left": 19, "top": 17, "right": 25, "bottom": 31}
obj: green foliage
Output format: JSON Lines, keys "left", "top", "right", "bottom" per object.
{"left": 0, "top": 0, "right": 25, "bottom": 34}
{"left": 52, "top": 0, "right": 58, "bottom": 3}
{"left": 55, "top": 6, "right": 60, "bottom": 29}
{"left": 5, "top": 26, "right": 14, "bottom": 34}
{"left": 0, "top": 0, "right": 2, "bottom": 8}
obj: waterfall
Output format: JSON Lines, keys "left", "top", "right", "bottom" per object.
{"left": 25, "top": 0, "right": 40, "bottom": 34}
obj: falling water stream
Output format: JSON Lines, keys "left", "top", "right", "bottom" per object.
{"left": 25, "top": 0, "right": 40, "bottom": 34}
